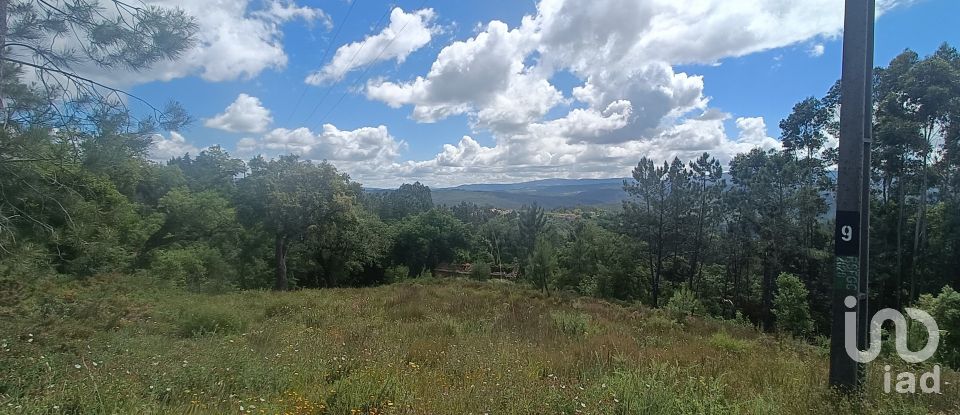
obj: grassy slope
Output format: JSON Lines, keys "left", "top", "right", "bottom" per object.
{"left": 0, "top": 276, "right": 957, "bottom": 414}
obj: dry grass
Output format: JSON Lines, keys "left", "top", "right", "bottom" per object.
{"left": 0, "top": 275, "right": 956, "bottom": 414}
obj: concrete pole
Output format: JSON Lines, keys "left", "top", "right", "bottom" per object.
{"left": 829, "top": 0, "right": 872, "bottom": 392}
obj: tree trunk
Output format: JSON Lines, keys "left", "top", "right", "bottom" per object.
{"left": 1, "top": 0, "right": 8, "bottom": 111}
{"left": 910, "top": 150, "right": 929, "bottom": 304}
{"left": 274, "top": 233, "right": 288, "bottom": 291}
{"left": 895, "top": 173, "right": 905, "bottom": 309}
{"left": 761, "top": 252, "right": 776, "bottom": 332}
{"left": 689, "top": 179, "right": 706, "bottom": 290}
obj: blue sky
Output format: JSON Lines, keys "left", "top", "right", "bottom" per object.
{"left": 124, "top": 0, "right": 957, "bottom": 187}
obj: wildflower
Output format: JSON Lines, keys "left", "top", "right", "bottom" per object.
{"left": 74, "top": 364, "right": 81, "bottom": 369}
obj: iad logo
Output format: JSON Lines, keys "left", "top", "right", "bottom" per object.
{"left": 843, "top": 296, "right": 942, "bottom": 394}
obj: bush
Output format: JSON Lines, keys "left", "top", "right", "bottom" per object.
{"left": 470, "top": 261, "right": 492, "bottom": 281}
{"left": 148, "top": 244, "right": 235, "bottom": 293}
{"left": 665, "top": 285, "right": 703, "bottom": 320}
{"left": 550, "top": 310, "right": 590, "bottom": 336}
{"left": 385, "top": 265, "right": 410, "bottom": 283}
{"left": 772, "top": 272, "right": 813, "bottom": 338}
{"left": 917, "top": 286, "right": 960, "bottom": 368}
{"left": 176, "top": 305, "right": 246, "bottom": 337}
{"left": 709, "top": 331, "right": 751, "bottom": 354}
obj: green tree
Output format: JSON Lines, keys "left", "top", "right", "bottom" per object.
{"left": 1, "top": 0, "right": 196, "bottom": 130}
{"left": 237, "top": 155, "right": 359, "bottom": 290}
{"left": 526, "top": 238, "right": 557, "bottom": 293}
{"left": 300, "top": 206, "right": 390, "bottom": 287}
{"left": 687, "top": 152, "right": 723, "bottom": 291}
{"left": 518, "top": 203, "right": 546, "bottom": 262}
{"left": 391, "top": 208, "right": 469, "bottom": 276}
{"left": 772, "top": 272, "right": 813, "bottom": 338}
{"left": 168, "top": 146, "right": 246, "bottom": 194}
{"left": 373, "top": 181, "right": 434, "bottom": 221}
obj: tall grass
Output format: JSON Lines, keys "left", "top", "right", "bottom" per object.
{"left": 0, "top": 275, "right": 955, "bottom": 414}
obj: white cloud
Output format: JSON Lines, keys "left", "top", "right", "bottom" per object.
{"left": 205, "top": 94, "right": 274, "bottom": 133}
{"left": 150, "top": 131, "right": 199, "bottom": 161}
{"left": 306, "top": 8, "right": 438, "bottom": 85}
{"left": 366, "top": 19, "right": 548, "bottom": 127}
{"left": 809, "top": 43, "right": 826, "bottom": 57}
{"left": 253, "top": 0, "right": 331, "bottom": 27}
{"left": 353, "top": 0, "right": 920, "bottom": 186}
{"left": 236, "top": 137, "right": 259, "bottom": 155}
{"left": 247, "top": 124, "right": 405, "bottom": 164}
{"left": 61, "top": 0, "right": 327, "bottom": 87}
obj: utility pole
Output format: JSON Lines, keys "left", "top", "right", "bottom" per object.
{"left": 829, "top": 0, "right": 874, "bottom": 392}
{"left": 857, "top": 0, "right": 876, "bottom": 385}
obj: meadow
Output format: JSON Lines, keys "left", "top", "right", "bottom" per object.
{"left": 1, "top": 275, "right": 957, "bottom": 414}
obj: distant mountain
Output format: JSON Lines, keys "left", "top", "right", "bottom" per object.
{"left": 430, "top": 178, "right": 630, "bottom": 209}
{"left": 368, "top": 173, "right": 843, "bottom": 213}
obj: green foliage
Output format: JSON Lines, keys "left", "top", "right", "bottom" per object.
{"left": 3, "top": 1, "right": 197, "bottom": 132}
{"left": 470, "top": 261, "right": 491, "bottom": 281}
{"left": 518, "top": 203, "right": 546, "bottom": 261}
{"left": 772, "top": 273, "right": 814, "bottom": 338}
{"left": 526, "top": 239, "right": 557, "bottom": 292}
{"left": 384, "top": 265, "right": 410, "bottom": 283}
{"left": 148, "top": 244, "right": 235, "bottom": 293}
{"left": 371, "top": 181, "right": 434, "bottom": 220}
{"left": 709, "top": 331, "right": 752, "bottom": 354}
{"left": 665, "top": 285, "right": 703, "bottom": 320}
{"left": 549, "top": 310, "right": 591, "bottom": 336}
{"left": 237, "top": 155, "right": 360, "bottom": 290}
{"left": 917, "top": 286, "right": 960, "bottom": 368}
{"left": 391, "top": 208, "right": 469, "bottom": 276}
{"left": 176, "top": 304, "right": 247, "bottom": 337}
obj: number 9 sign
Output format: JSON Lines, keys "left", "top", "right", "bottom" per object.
{"left": 835, "top": 211, "right": 860, "bottom": 256}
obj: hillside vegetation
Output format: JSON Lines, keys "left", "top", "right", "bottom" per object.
{"left": 1, "top": 276, "right": 956, "bottom": 414}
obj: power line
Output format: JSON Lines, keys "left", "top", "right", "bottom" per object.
{"left": 284, "top": 0, "right": 360, "bottom": 125}
{"left": 300, "top": 4, "right": 393, "bottom": 127}
{"left": 315, "top": 0, "right": 429, "bottom": 130}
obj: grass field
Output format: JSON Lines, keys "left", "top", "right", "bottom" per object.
{"left": 0, "top": 275, "right": 957, "bottom": 414}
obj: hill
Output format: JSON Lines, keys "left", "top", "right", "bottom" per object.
{"left": 430, "top": 178, "right": 629, "bottom": 209}
{"left": 1, "top": 276, "right": 955, "bottom": 414}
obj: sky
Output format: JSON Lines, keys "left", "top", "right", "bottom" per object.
{"left": 113, "top": 0, "right": 959, "bottom": 188}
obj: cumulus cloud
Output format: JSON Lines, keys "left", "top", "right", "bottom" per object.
{"left": 205, "top": 94, "right": 274, "bottom": 133}
{"left": 343, "top": 111, "right": 782, "bottom": 188}
{"left": 244, "top": 124, "right": 405, "bottom": 164}
{"left": 351, "top": 0, "right": 918, "bottom": 185}
{"left": 150, "top": 131, "right": 199, "bottom": 161}
{"left": 306, "top": 8, "right": 438, "bottom": 85}
{"left": 67, "top": 0, "right": 327, "bottom": 87}
{"left": 366, "top": 19, "right": 554, "bottom": 129}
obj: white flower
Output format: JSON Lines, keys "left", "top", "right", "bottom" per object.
{"left": 74, "top": 364, "right": 81, "bottom": 369}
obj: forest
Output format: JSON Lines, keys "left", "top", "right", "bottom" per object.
{"left": 2, "top": 0, "right": 960, "bottom": 369}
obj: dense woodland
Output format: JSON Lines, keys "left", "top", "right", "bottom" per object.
{"left": 1, "top": 1, "right": 959, "bottom": 366}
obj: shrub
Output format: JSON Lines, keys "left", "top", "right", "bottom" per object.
{"left": 772, "top": 272, "right": 813, "bottom": 338}
{"left": 665, "top": 285, "right": 703, "bottom": 320}
{"left": 385, "top": 265, "right": 410, "bottom": 283}
{"left": 709, "top": 331, "right": 751, "bottom": 354}
{"left": 470, "top": 261, "right": 492, "bottom": 281}
{"left": 149, "top": 244, "right": 235, "bottom": 293}
{"left": 176, "top": 305, "right": 246, "bottom": 337}
{"left": 550, "top": 310, "right": 590, "bottom": 336}
{"left": 917, "top": 286, "right": 960, "bottom": 368}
